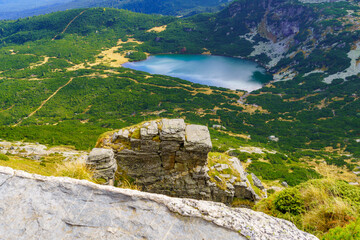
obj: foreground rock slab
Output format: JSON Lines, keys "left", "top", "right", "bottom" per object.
{"left": 0, "top": 166, "right": 318, "bottom": 240}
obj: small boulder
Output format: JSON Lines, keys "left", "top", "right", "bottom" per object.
{"left": 184, "top": 124, "right": 212, "bottom": 152}
{"left": 140, "top": 121, "right": 159, "bottom": 140}
{"left": 86, "top": 148, "right": 117, "bottom": 185}
{"left": 234, "top": 182, "right": 247, "bottom": 188}
{"left": 226, "top": 183, "right": 235, "bottom": 191}
{"left": 214, "top": 175, "right": 222, "bottom": 182}
{"left": 215, "top": 164, "right": 229, "bottom": 172}
{"left": 220, "top": 174, "right": 231, "bottom": 179}
{"left": 30, "top": 155, "right": 41, "bottom": 161}
{"left": 159, "top": 119, "right": 186, "bottom": 141}
{"left": 281, "top": 181, "right": 289, "bottom": 187}
{"left": 229, "top": 176, "right": 237, "bottom": 184}
{"left": 268, "top": 135, "right": 279, "bottom": 142}
{"left": 112, "top": 129, "right": 130, "bottom": 142}
{"left": 251, "top": 173, "right": 265, "bottom": 190}
{"left": 229, "top": 157, "right": 247, "bottom": 182}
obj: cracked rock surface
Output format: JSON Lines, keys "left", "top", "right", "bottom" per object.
{"left": 0, "top": 166, "right": 318, "bottom": 240}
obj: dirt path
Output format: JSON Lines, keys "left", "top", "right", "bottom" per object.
{"left": 0, "top": 105, "right": 14, "bottom": 113}
{"left": 52, "top": 10, "right": 87, "bottom": 41}
{"left": 29, "top": 56, "right": 51, "bottom": 69}
{"left": 14, "top": 78, "right": 74, "bottom": 126}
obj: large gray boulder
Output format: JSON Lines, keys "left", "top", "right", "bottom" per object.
{"left": 0, "top": 166, "right": 318, "bottom": 240}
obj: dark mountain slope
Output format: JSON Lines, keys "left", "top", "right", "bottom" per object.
{"left": 0, "top": 0, "right": 230, "bottom": 20}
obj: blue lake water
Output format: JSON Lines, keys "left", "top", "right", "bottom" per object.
{"left": 123, "top": 54, "right": 270, "bottom": 91}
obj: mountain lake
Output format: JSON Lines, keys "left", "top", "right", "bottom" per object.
{"left": 123, "top": 54, "right": 271, "bottom": 91}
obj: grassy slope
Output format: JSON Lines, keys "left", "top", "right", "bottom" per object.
{"left": 255, "top": 178, "right": 360, "bottom": 237}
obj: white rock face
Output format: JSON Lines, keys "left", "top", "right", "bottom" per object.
{"left": 0, "top": 166, "right": 318, "bottom": 240}
{"left": 323, "top": 42, "right": 360, "bottom": 83}
{"left": 250, "top": 36, "right": 293, "bottom": 68}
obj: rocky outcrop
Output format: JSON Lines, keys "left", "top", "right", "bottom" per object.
{"left": 95, "top": 119, "right": 263, "bottom": 205}
{"left": 0, "top": 166, "right": 318, "bottom": 240}
{"left": 86, "top": 148, "right": 117, "bottom": 184}
{"left": 224, "top": 0, "right": 314, "bottom": 42}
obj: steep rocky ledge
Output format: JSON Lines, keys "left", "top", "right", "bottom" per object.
{"left": 0, "top": 166, "right": 318, "bottom": 240}
{"left": 93, "top": 119, "right": 264, "bottom": 205}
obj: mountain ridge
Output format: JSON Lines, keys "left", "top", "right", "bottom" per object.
{"left": 0, "top": 0, "right": 230, "bottom": 20}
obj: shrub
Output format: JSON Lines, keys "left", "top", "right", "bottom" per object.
{"left": 267, "top": 189, "right": 275, "bottom": 195}
{"left": 126, "top": 51, "right": 147, "bottom": 62}
{"left": 237, "top": 152, "right": 251, "bottom": 161}
{"left": 255, "top": 179, "right": 360, "bottom": 236}
{"left": 248, "top": 161, "right": 322, "bottom": 186}
{"left": 274, "top": 188, "right": 304, "bottom": 215}
{"left": 0, "top": 154, "right": 9, "bottom": 161}
{"left": 322, "top": 218, "right": 360, "bottom": 240}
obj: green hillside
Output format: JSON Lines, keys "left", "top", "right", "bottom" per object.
{"left": 0, "top": 3, "right": 359, "bottom": 156}
{"left": 0, "top": 0, "right": 357, "bottom": 186}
